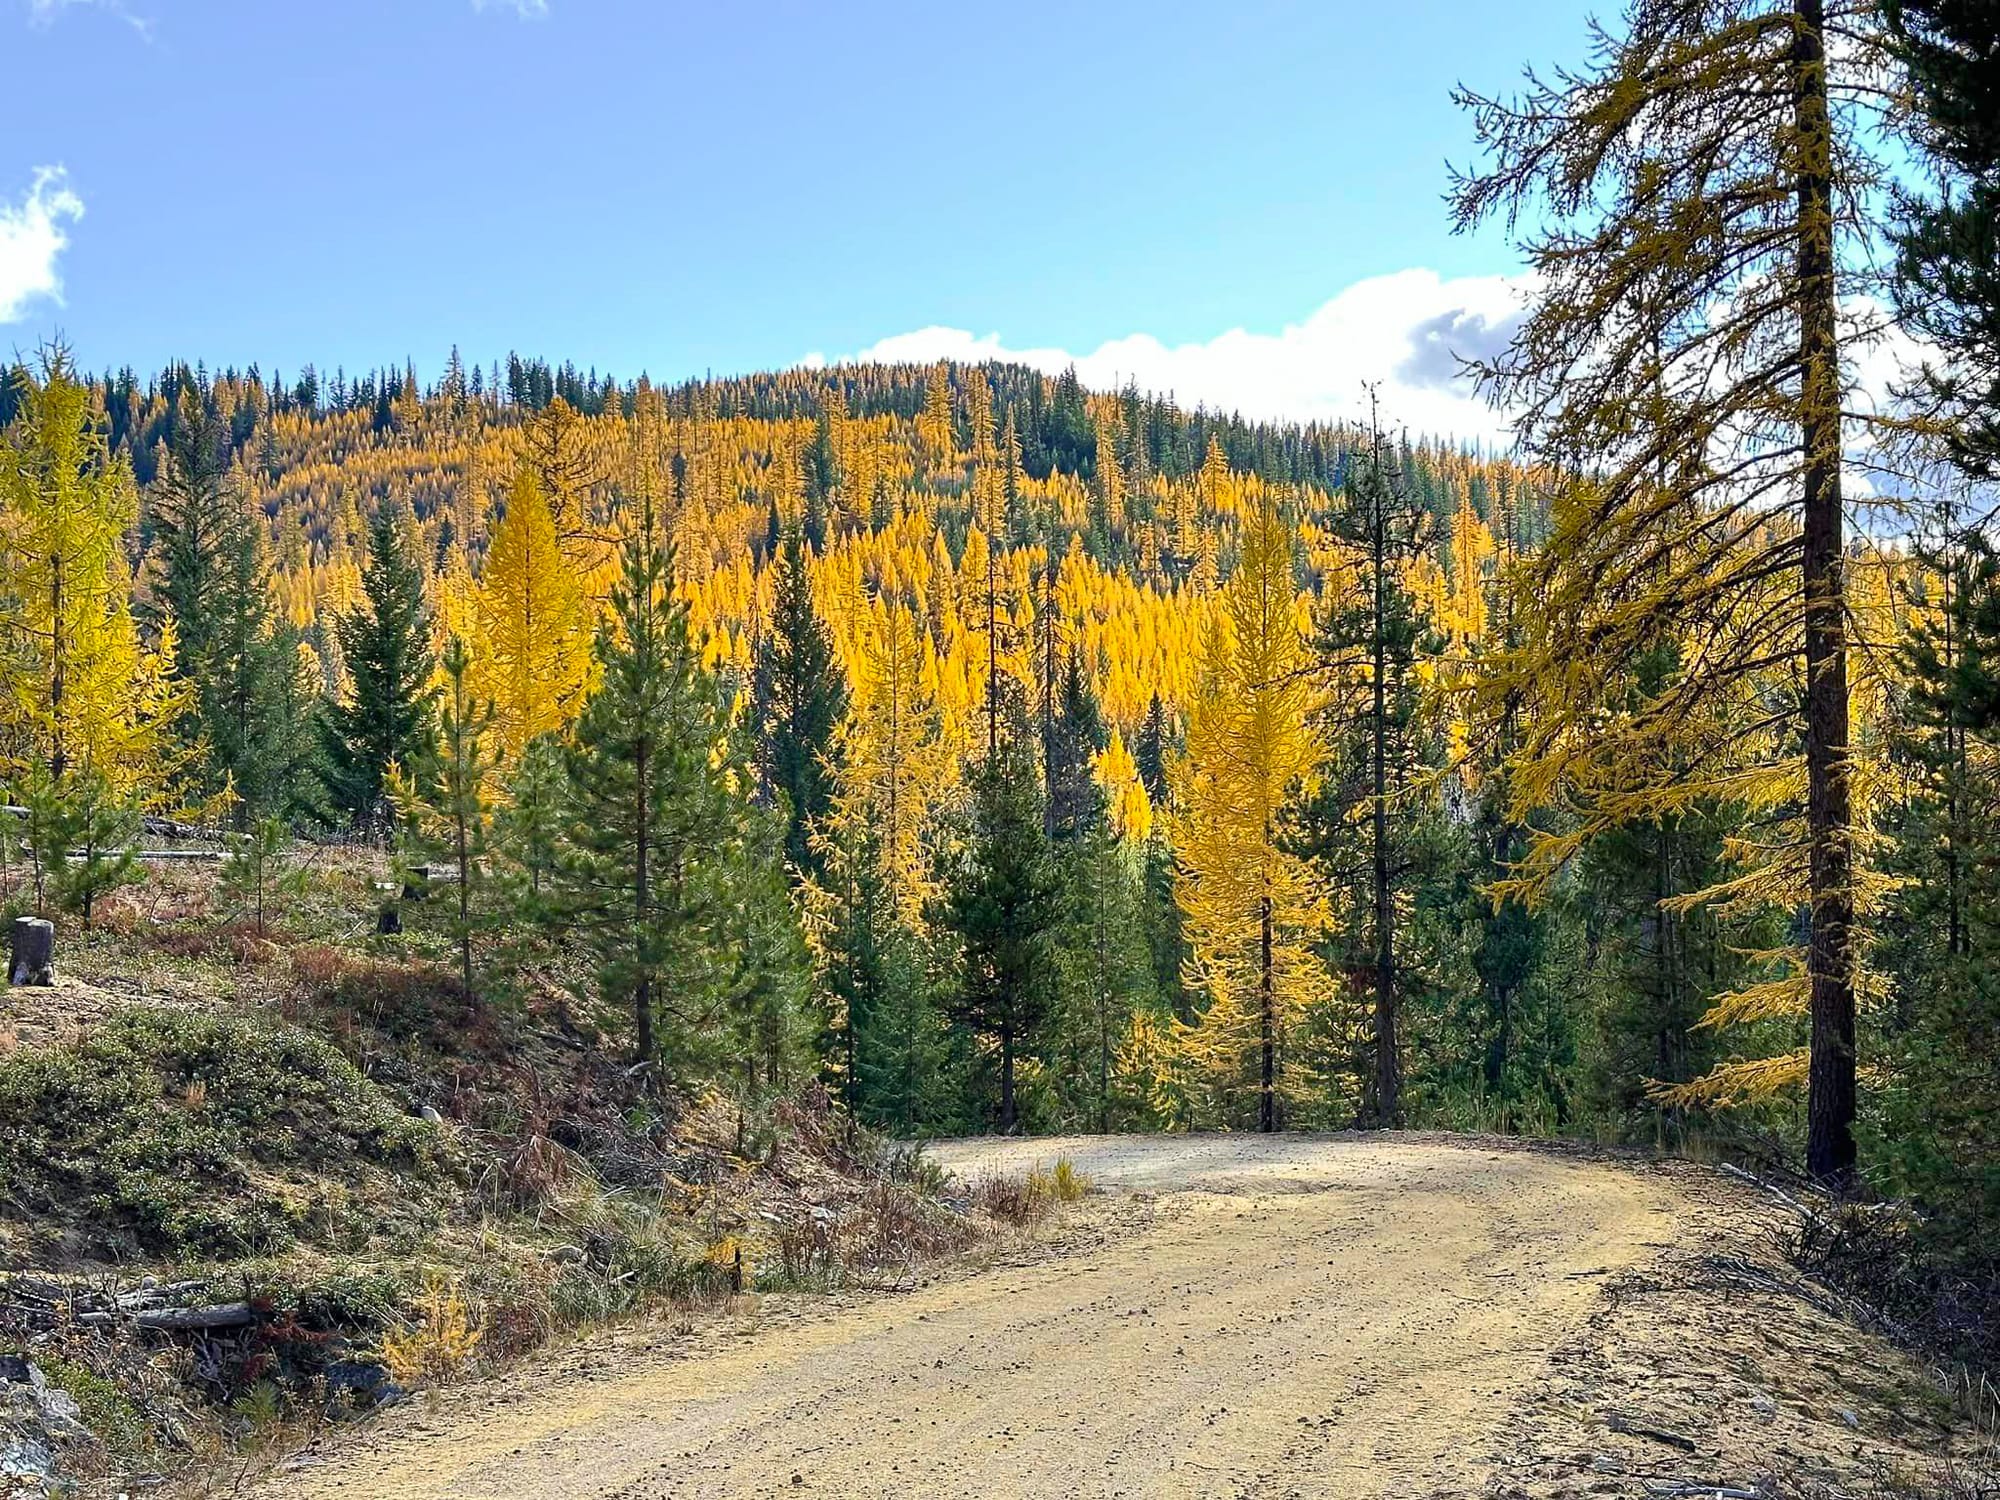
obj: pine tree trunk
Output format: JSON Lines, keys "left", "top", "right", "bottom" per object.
{"left": 1371, "top": 464, "right": 1400, "bottom": 1128}
{"left": 49, "top": 558, "right": 66, "bottom": 780}
{"left": 1000, "top": 1021, "right": 1017, "bottom": 1133}
{"left": 632, "top": 735, "right": 656, "bottom": 1067}
{"left": 1259, "top": 890, "right": 1276, "bottom": 1133}
{"left": 985, "top": 538, "right": 1000, "bottom": 765}
{"left": 1654, "top": 816, "right": 1684, "bottom": 1142}
{"left": 1042, "top": 559, "right": 1059, "bottom": 839}
{"left": 1795, "top": 0, "right": 1857, "bottom": 1189}
{"left": 845, "top": 894, "right": 859, "bottom": 1122}
{"left": 1943, "top": 557, "right": 1967, "bottom": 961}
{"left": 1097, "top": 865, "right": 1110, "bottom": 1134}
{"left": 456, "top": 809, "right": 474, "bottom": 1004}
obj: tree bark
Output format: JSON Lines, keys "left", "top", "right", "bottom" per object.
{"left": 1370, "top": 433, "right": 1401, "bottom": 1129}
{"left": 8, "top": 918, "right": 54, "bottom": 987}
{"left": 49, "top": 554, "right": 66, "bottom": 780}
{"left": 1000, "top": 1021, "right": 1017, "bottom": 1133}
{"left": 456, "top": 800, "right": 474, "bottom": 1004}
{"left": 1795, "top": 0, "right": 1857, "bottom": 1189}
{"left": 1259, "top": 890, "right": 1276, "bottom": 1133}
{"left": 632, "top": 733, "right": 656, "bottom": 1067}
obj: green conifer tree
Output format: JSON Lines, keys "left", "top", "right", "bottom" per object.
{"left": 753, "top": 531, "right": 847, "bottom": 881}
{"left": 1887, "top": 0, "right": 2000, "bottom": 478}
{"left": 555, "top": 496, "right": 808, "bottom": 1076}
{"left": 937, "top": 730, "right": 1060, "bottom": 1131}
{"left": 322, "top": 504, "right": 436, "bottom": 827}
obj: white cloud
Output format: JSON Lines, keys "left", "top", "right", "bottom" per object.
{"left": 471, "top": 0, "right": 548, "bottom": 16}
{"left": 803, "top": 269, "right": 1532, "bottom": 444}
{"left": 25, "top": 0, "right": 154, "bottom": 41}
{"left": 0, "top": 167, "right": 84, "bottom": 324}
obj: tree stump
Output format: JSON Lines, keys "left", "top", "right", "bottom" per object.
{"left": 8, "top": 918, "right": 54, "bottom": 987}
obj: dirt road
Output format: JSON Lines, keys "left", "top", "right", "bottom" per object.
{"left": 256, "top": 1134, "right": 1965, "bottom": 1499}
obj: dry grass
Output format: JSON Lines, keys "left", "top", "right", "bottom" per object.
{"left": 970, "top": 1154, "right": 1092, "bottom": 1226}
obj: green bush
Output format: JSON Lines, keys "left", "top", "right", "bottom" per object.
{"left": 0, "top": 1007, "right": 455, "bottom": 1258}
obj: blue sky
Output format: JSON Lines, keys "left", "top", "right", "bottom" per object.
{"left": 1, "top": 0, "right": 1594, "bottom": 429}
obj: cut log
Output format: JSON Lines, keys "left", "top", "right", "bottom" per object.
{"left": 8, "top": 917, "right": 54, "bottom": 987}
{"left": 131, "top": 1301, "right": 258, "bottom": 1331}
{"left": 72, "top": 1300, "right": 259, "bottom": 1331}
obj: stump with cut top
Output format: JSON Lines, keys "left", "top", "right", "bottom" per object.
{"left": 8, "top": 918, "right": 54, "bottom": 987}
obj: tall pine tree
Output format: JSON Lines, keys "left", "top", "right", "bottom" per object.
{"left": 556, "top": 493, "right": 806, "bottom": 1074}
{"left": 754, "top": 530, "right": 847, "bottom": 881}
{"left": 323, "top": 504, "right": 436, "bottom": 827}
{"left": 938, "top": 730, "right": 1059, "bottom": 1132}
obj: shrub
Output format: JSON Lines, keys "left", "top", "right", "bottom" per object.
{"left": 882, "top": 1142, "right": 950, "bottom": 1197}
{"left": 972, "top": 1157, "right": 1089, "bottom": 1225}
{"left": 382, "top": 1275, "right": 482, "bottom": 1391}
{"left": 972, "top": 1172, "right": 1042, "bottom": 1225}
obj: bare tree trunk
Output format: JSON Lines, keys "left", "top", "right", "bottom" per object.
{"left": 49, "top": 557, "right": 66, "bottom": 780}
{"left": 985, "top": 523, "right": 1000, "bottom": 765}
{"left": 1097, "top": 857, "right": 1111, "bottom": 1134}
{"left": 1795, "top": 0, "right": 1856, "bottom": 1189}
{"left": 1485, "top": 816, "right": 1517, "bottom": 1096}
{"left": 1259, "top": 890, "right": 1276, "bottom": 1133}
{"left": 456, "top": 802, "right": 474, "bottom": 1004}
{"left": 632, "top": 734, "right": 656, "bottom": 1067}
{"left": 1000, "top": 1021, "right": 1017, "bottom": 1133}
{"left": 1370, "top": 433, "right": 1401, "bottom": 1128}
{"left": 1042, "top": 554, "right": 1060, "bottom": 839}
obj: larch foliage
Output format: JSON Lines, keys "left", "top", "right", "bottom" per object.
{"left": 1450, "top": 0, "right": 1900, "bottom": 1183}
{"left": 834, "top": 592, "right": 946, "bottom": 921}
{"left": 0, "top": 347, "right": 185, "bottom": 793}
{"left": 1171, "top": 491, "right": 1327, "bottom": 1132}
{"left": 477, "top": 466, "right": 593, "bottom": 760}
{"left": 1094, "top": 725, "right": 1153, "bottom": 842}
{"left": 918, "top": 362, "right": 955, "bottom": 473}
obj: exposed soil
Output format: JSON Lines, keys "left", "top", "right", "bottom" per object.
{"left": 251, "top": 1134, "right": 1991, "bottom": 1499}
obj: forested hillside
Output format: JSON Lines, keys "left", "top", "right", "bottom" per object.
{"left": 2, "top": 0, "right": 1998, "bottom": 1358}
{"left": 0, "top": 338, "right": 1981, "bottom": 1212}
{"left": 10, "top": 0, "right": 2000, "bottom": 1490}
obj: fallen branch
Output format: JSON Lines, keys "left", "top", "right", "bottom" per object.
{"left": 1718, "top": 1162, "right": 1826, "bottom": 1226}
{"left": 1608, "top": 1413, "right": 1699, "bottom": 1451}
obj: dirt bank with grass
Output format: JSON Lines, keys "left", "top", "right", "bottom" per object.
{"left": 251, "top": 1133, "right": 1991, "bottom": 1499}
{"left": 0, "top": 928, "right": 992, "bottom": 1496}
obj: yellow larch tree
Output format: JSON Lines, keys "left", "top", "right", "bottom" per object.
{"left": 1094, "top": 725, "right": 1153, "bottom": 842}
{"left": 1094, "top": 410, "right": 1126, "bottom": 538}
{"left": 833, "top": 591, "right": 948, "bottom": 921}
{"left": 917, "top": 362, "right": 955, "bottom": 473}
{"left": 0, "top": 349, "right": 185, "bottom": 794}
{"left": 475, "top": 467, "right": 593, "bottom": 760}
{"left": 1171, "top": 492, "right": 1327, "bottom": 1131}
